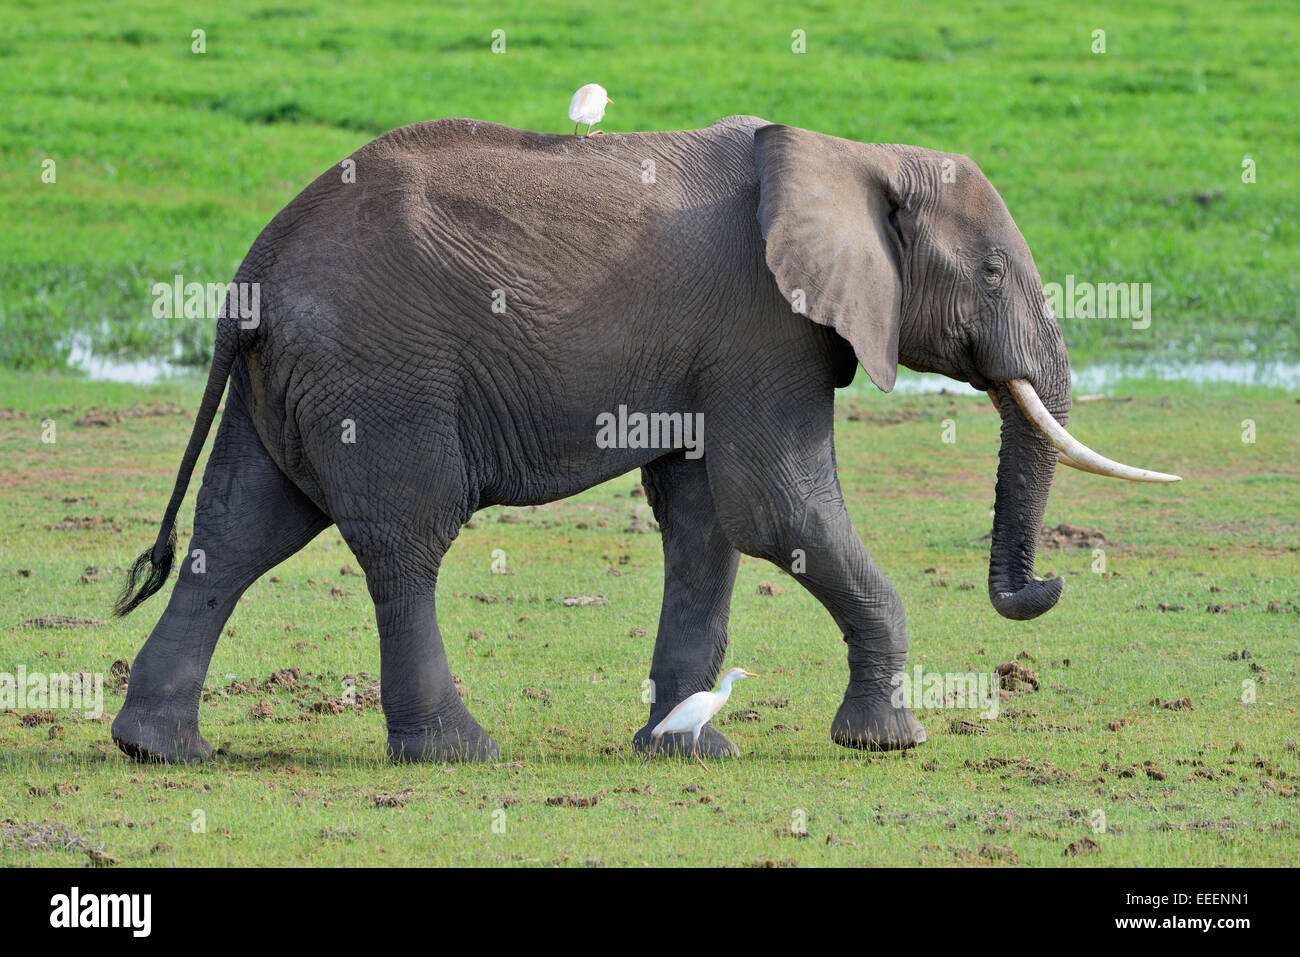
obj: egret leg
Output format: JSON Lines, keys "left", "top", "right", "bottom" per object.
{"left": 584, "top": 127, "right": 603, "bottom": 137}
{"left": 573, "top": 123, "right": 581, "bottom": 136}
{"left": 692, "top": 744, "right": 710, "bottom": 772}
{"left": 691, "top": 733, "right": 710, "bottom": 773}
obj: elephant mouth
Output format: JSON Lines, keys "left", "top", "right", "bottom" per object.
{"left": 990, "top": 380, "right": 1182, "bottom": 483}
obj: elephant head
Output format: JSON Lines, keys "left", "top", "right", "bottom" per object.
{"left": 753, "top": 124, "right": 1178, "bottom": 621}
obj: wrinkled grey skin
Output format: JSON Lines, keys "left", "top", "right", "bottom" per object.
{"left": 112, "top": 116, "right": 1070, "bottom": 764}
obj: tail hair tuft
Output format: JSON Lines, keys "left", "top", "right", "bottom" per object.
{"left": 113, "top": 525, "right": 177, "bottom": 618}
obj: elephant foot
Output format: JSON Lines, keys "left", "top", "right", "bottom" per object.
{"left": 632, "top": 721, "right": 739, "bottom": 759}
{"left": 831, "top": 694, "right": 927, "bottom": 752}
{"left": 112, "top": 706, "right": 215, "bottom": 764}
{"left": 387, "top": 718, "right": 500, "bottom": 763}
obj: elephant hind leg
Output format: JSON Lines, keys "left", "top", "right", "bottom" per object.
{"left": 335, "top": 514, "right": 498, "bottom": 763}
{"left": 371, "top": 592, "right": 498, "bottom": 762}
{"left": 306, "top": 400, "right": 497, "bottom": 762}
{"left": 113, "top": 389, "right": 332, "bottom": 763}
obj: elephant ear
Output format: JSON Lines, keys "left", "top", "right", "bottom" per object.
{"left": 753, "top": 124, "right": 906, "bottom": 392}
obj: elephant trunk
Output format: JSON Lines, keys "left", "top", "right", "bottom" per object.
{"left": 986, "top": 375, "right": 1069, "bottom": 621}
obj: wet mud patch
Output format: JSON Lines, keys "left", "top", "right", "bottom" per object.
{"left": 21, "top": 615, "right": 103, "bottom": 628}
{"left": 44, "top": 515, "right": 122, "bottom": 532}
{"left": 71, "top": 404, "right": 189, "bottom": 428}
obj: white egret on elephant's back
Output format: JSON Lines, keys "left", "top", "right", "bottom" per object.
{"left": 646, "top": 668, "right": 758, "bottom": 770}
{"left": 569, "top": 83, "right": 612, "bottom": 137}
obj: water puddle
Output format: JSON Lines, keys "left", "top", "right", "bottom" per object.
{"left": 66, "top": 343, "right": 1299, "bottom": 393}
{"left": 1070, "top": 359, "right": 1300, "bottom": 392}
{"left": 888, "top": 360, "right": 1300, "bottom": 395}
{"left": 65, "top": 336, "right": 197, "bottom": 384}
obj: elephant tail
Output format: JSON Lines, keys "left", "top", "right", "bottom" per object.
{"left": 113, "top": 323, "right": 240, "bottom": 617}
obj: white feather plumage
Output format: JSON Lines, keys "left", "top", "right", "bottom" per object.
{"left": 568, "top": 83, "right": 612, "bottom": 136}
{"left": 568, "top": 83, "right": 609, "bottom": 124}
{"left": 646, "top": 667, "right": 757, "bottom": 770}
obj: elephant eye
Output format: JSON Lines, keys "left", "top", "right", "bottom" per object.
{"left": 886, "top": 206, "right": 907, "bottom": 250}
{"left": 981, "top": 256, "right": 1006, "bottom": 286}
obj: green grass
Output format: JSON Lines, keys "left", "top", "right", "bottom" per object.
{"left": 2, "top": 0, "right": 1296, "bottom": 868}
{"left": 1, "top": 0, "right": 1297, "bottom": 369}
{"left": 1, "top": 370, "right": 1296, "bottom": 866}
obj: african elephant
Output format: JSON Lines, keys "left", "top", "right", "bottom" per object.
{"left": 111, "top": 116, "right": 1178, "bottom": 764}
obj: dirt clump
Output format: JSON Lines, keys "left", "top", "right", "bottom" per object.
{"left": 262, "top": 667, "right": 301, "bottom": 690}
{"left": 2, "top": 818, "right": 115, "bottom": 864}
{"left": 1039, "top": 523, "right": 1107, "bottom": 549}
{"left": 1065, "top": 836, "right": 1100, "bottom": 857}
{"left": 996, "top": 661, "right": 1040, "bottom": 693}
{"left": 546, "top": 794, "right": 599, "bottom": 808}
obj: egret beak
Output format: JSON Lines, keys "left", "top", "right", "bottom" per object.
{"left": 605, "top": 97, "right": 614, "bottom": 103}
{"left": 742, "top": 671, "right": 758, "bottom": 678}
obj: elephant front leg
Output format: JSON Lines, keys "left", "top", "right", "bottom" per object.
{"left": 707, "top": 431, "right": 927, "bottom": 753}
{"left": 794, "top": 511, "right": 927, "bottom": 751}
{"left": 375, "top": 594, "right": 499, "bottom": 762}
{"left": 826, "top": 574, "right": 928, "bottom": 751}
{"left": 632, "top": 455, "right": 743, "bottom": 759}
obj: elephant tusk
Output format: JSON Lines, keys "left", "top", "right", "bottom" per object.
{"left": 990, "top": 384, "right": 1089, "bottom": 471}
{"left": 1005, "top": 379, "right": 1182, "bottom": 483}
{"left": 989, "top": 386, "right": 1092, "bottom": 470}
{"left": 990, "top": 386, "right": 1095, "bottom": 471}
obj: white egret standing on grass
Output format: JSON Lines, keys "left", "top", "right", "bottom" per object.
{"left": 569, "top": 83, "right": 612, "bottom": 137}
{"left": 646, "top": 667, "right": 758, "bottom": 771}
